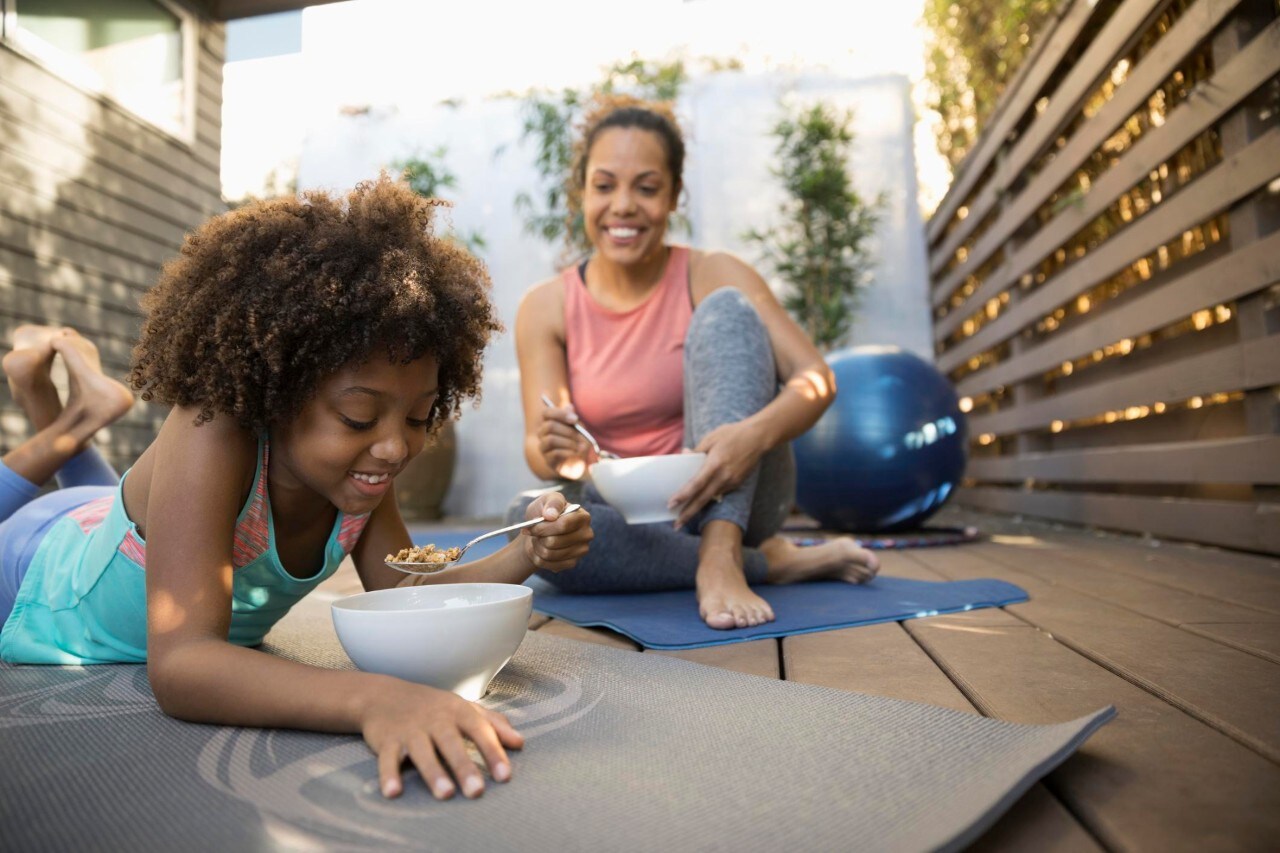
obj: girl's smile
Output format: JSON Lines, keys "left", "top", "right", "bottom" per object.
{"left": 273, "top": 355, "right": 440, "bottom": 516}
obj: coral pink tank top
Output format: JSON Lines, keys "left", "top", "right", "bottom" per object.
{"left": 564, "top": 246, "right": 692, "bottom": 458}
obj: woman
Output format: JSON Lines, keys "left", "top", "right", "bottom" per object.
{"left": 513, "top": 97, "right": 878, "bottom": 631}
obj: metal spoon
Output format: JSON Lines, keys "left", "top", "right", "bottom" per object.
{"left": 539, "top": 393, "right": 621, "bottom": 460}
{"left": 385, "top": 504, "right": 583, "bottom": 575}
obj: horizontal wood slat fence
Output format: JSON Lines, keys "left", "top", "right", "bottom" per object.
{"left": 926, "top": 0, "right": 1280, "bottom": 553}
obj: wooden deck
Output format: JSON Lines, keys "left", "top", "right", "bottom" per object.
{"left": 320, "top": 507, "right": 1280, "bottom": 850}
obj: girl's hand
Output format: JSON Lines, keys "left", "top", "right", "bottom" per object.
{"left": 362, "top": 677, "right": 525, "bottom": 800}
{"left": 669, "top": 420, "right": 767, "bottom": 528}
{"left": 521, "top": 491, "right": 593, "bottom": 573}
{"left": 537, "top": 402, "right": 593, "bottom": 480}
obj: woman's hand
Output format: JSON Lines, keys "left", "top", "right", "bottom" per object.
{"left": 520, "top": 491, "right": 593, "bottom": 573}
{"left": 361, "top": 677, "right": 525, "bottom": 800}
{"left": 668, "top": 420, "right": 768, "bottom": 528}
{"left": 536, "top": 402, "right": 593, "bottom": 480}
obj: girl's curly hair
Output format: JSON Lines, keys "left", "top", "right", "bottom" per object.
{"left": 130, "top": 175, "right": 502, "bottom": 433}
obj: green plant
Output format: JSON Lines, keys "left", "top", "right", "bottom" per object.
{"left": 391, "top": 147, "right": 486, "bottom": 253}
{"left": 744, "top": 102, "right": 883, "bottom": 352}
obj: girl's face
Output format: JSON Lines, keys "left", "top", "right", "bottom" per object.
{"left": 273, "top": 355, "right": 439, "bottom": 516}
{"left": 582, "top": 127, "right": 679, "bottom": 268}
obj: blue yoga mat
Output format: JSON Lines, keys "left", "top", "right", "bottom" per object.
{"left": 529, "top": 576, "right": 1028, "bottom": 650}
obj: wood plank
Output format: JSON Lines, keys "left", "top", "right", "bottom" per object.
{"left": 908, "top": 542, "right": 1280, "bottom": 762}
{"left": 783, "top": 615, "right": 1103, "bottom": 853}
{"left": 903, "top": 606, "right": 1280, "bottom": 850}
{"left": 1, "top": 148, "right": 192, "bottom": 248}
{"left": 966, "top": 435, "right": 1280, "bottom": 485}
{"left": 0, "top": 81, "right": 218, "bottom": 218}
{"left": 932, "top": 0, "right": 1257, "bottom": 283}
{"left": 651, "top": 639, "right": 780, "bottom": 679}
{"left": 956, "top": 229, "right": 1280, "bottom": 396}
{"left": 533, "top": 618, "right": 640, "bottom": 651}
{"left": 991, "top": 522, "right": 1280, "bottom": 613}
{"left": 928, "top": 0, "right": 1101, "bottom": 244}
{"left": 0, "top": 232, "right": 161, "bottom": 294}
{"left": 970, "top": 535, "right": 1280, "bottom": 662}
{"left": 959, "top": 486, "right": 1280, "bottom": 555}
{"left": 0, "top": 45, "right": 222, "bottom": 193}
{"left": 939, "top": 127, "right": 1280, "bottom": 368}
{"left": 1, "top": 253, "right": 149, "bottom": 317}
{"left": 2, "top": 181, "right": 182, "bottom": 266}
{"left": 967, "top": 333, "right": 1280, "bottom": 435}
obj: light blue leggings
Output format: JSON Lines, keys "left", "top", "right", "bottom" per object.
{"left": 507, "top": 288, "right": 796, "bottom": 592}
{"left": 0, "top": 448, "right": 118, "bottom": 624}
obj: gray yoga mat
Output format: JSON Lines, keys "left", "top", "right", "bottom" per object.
{"left": 0, "top": 605, "right": 1112, "bottom": 852}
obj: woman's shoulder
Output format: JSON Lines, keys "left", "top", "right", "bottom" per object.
{"left": 516, "top": 274, "right": 568, "bottom": 337}
{"left": 688, "top": 249, "right": 765, "bottom": 298}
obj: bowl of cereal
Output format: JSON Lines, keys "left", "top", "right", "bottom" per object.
{"left": 331, "top": 583, "right": 532, "bottom": 700}
{"left": 589, "top": 452, "right": 707, "bottom": 524}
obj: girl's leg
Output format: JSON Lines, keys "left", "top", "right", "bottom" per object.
{"left": 1, "top": 326, "right": 130, "bottom": 498}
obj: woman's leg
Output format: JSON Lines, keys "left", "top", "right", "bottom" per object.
{"left": 506, "top": 482, "right": 768, "bottom": 593}
{"left": 683, "top": 289, "right": 880, "bottom": 630}
{"left": 1, "top": 327, "right": 130, "bottom": 493}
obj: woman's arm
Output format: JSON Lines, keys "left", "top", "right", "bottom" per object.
{"left": 142, "top": 409, "right": 520, "bottom": 800}
{"left": 514, "top": 278, "right": 593, "bottom": 481}
{"left": 669, "top": 251, "right": 838, "bottom": 525}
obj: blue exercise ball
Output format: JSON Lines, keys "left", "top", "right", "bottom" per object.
{"left": 793, "top": 345, "right": 968, "bottom": 532}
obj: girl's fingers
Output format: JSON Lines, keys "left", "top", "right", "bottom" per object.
{"left": 462, "top": 718, "right": 514, "bottom": 783}
{"left": 433, "top": 733, "right": 486, "bottom": 799}
{"left": 483, "top": 708, "right": 526, "bottom": 749}
{"left": 377, "top": 743, "right": 407, "bottom": 799}
{"left": 405, "top": 736, "right": 456, "bottom": 800}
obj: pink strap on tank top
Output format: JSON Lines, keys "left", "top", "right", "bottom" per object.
{"left": 563, "top": 246, "right": 692, "bottom": 458}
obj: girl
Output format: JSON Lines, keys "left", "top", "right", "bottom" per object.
{"left": 513, "top": 97, "right": 877, "bottom": 631}
{"left": 0, "top": 177, "right": 593, "bottom": 802}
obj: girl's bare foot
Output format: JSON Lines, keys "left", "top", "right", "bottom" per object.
{"left": 696, "top": 544, "right": 775, "bottom": 629}
{"left": 759, "top": 535, "right": 880, "bottom": 585}
{"left": 50, "top": 333, "right": 133, "bottom": 434}
{"left": 3, "top": 325, "right": 70, "bottom": 429}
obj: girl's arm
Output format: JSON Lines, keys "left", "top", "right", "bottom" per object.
{"left": 352, "top": 484, "right": 592, "bottom": 591}
{"left": 669, "top": 251, "right": 838, "bottom": 526}
{"left": 514, "top": 278, "right": 593, "bottom": 481}
{"left": 142, "top": 408, "right": 520, "bottom": 801}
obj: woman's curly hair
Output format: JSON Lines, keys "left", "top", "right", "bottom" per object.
{"left": 130, "top": 175, "right": 502, "bottom": 433}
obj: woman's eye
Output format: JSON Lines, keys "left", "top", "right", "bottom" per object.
{"left": 340, "top": 415, "right": 375, "bottom": 431}
{"left": 640, "top": 186, "right": 659, "bottom": 195}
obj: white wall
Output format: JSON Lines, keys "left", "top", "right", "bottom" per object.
{"left": 287, "top": 75, "right": 930, "bottom": 517}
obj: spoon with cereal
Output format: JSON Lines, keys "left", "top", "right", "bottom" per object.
{"left": 385, "top": 504, "right": 583, "bottom": 575}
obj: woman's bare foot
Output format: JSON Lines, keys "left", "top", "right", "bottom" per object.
{"left": 759, "top": 535, "right": 880, "bottom": 585}
{"left": 696, "top": 542, "right": 775, "bottom": 629}
{"left": 3, "top": 325, "right": 70, "bottom": 429}
{"left": 50, "top": 333, "right": 134, "bottom": 434}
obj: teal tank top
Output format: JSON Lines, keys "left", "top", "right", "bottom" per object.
{"left": 0, "top": 436, "right": 369, "bottom": 664}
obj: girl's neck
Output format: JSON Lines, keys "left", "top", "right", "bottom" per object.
{"left": 587, "top": 244, "right": 670, "bottom": 299}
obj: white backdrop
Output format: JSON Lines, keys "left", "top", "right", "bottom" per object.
{"left": 287, "top": 73, "right": 930, "bottom": 518}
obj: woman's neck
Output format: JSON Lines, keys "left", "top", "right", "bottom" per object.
{"left": 587, "top": 245, "right": 670, "bottom": 299}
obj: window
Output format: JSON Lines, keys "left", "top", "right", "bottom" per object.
{"left": 1, "top": 0, "right": 195, "bottom": 140}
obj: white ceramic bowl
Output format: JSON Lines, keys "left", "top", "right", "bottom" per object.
{"left": 589, "top": 452, "right": 708, "bottom": 524}
{"left": 331, "top": 583, "right": 532, "bottom": 701}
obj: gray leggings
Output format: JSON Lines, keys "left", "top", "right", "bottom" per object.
{"left": 507, "top": 288, "right": 795, "bottom": 592}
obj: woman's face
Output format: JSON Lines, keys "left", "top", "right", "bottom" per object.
{"left": 582, "top": 126, "right": 679, "bottom": 268}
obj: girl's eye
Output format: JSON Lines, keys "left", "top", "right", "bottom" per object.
{"left": 340, "top": 415, "right": 375, "bottom": 431}
{"left": 407, "top": 417, "right": 431, "bottom": 430}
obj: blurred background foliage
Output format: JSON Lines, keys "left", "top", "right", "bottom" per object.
{"left": 922, "top": 0, "right": 1066, "bottom": 168}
